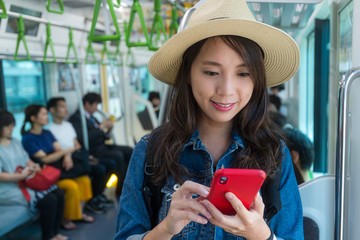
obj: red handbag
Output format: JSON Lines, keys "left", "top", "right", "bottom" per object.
{"left": 16, "top": 165, "right": 61, "bottom": 191}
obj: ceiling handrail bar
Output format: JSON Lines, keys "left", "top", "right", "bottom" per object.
{"left": 0, "top": 0, "right": 7, "bottom": 18}
{"left": 148, "top": 0, "right": 168, "bottom": 51}
{"left": 169, "top": 2, "right": 179, "bottom": 37}
{"left": 85, "top": 38, "right": 97, "bottom": 64}
{"left": 14, "top": 15, "right": 31, "bottom": 61}
{"left": 46, "top": 0, "right": 64, "bottom": 14}
{"left": 88, "top": 0, "right": 121, "bottom": 42}
{"left": 43, "top": 22, "right": 56, "bottom": 63}
{"left": 125, "top": 0, "right": 149, "bottom": 48}
{"left": 335, "top": 68, "right": 360, "bottom": 240}
{"left": 3, "top": 10, "right": 88, "bottom": 33}
{"left": 65, "top": 27, "right": 79, "bottom": 64}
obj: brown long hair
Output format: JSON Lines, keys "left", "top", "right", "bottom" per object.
{"left": 148, "top": 35, "right": 283, "bottom": 184}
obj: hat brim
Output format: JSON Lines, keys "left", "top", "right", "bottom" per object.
{"left": 148, "top": 19, "right": 300, "bottom": 87}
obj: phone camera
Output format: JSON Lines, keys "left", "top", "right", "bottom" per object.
{"left": 219, "top": 177, "right": 228, "bottom": 184}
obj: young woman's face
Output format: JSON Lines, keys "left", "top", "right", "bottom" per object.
{"left": 1, "top": 123, "right": 15, "bottom": 139}
{"left": 32, "top": 107, "right": 49, "bottom": 126}
{"left": 190, "top": 38, "right": 254, "bottom": 126}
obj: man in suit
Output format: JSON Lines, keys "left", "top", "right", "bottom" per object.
{"left": 69, "top": 92, "right": 133, "bottom": 198}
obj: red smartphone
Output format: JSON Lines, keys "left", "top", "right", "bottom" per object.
{"left": 207, "top": 168, "right": 266, "bottom": 215}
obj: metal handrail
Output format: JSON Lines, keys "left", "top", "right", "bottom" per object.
{"left": 335, "top": 67, "right": 360, "bottom": 240}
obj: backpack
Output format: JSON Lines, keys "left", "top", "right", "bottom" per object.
{"left": 141, "top": 134, "right": 282, "bottom": 228}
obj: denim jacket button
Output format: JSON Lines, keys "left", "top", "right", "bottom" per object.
{"left": 173, "top": 184, "right": 181, "bottom": 191}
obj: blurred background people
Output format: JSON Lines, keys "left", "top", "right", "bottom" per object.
{"left": 69, "top": 92, "right": 133, "bottom": 198}
{"left": 21, "top": 104, "right": 95, "bottom": 230}
{"left": 47, "top": 97, "right": 112, "bottom": 211}
{"left": 284, "top": 127, "right": 315, "bottom": 185}
{"left": 0, "top": 110, "right": 67, "bottom": 240}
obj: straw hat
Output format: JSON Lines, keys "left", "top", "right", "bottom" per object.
{"left": 148, "top": 0, "right": 300, "bottom": 87}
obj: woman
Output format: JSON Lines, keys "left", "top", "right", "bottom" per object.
{"left": 115, "top": 0, "right": 303, "bottom": 239}
{"left": 0, "top": 110, "right": 67, "bottom": 240}
{"left": 21, "top": 104, "right": 95, "bottom": 230}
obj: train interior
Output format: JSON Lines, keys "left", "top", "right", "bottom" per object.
{"left": 0, "top": 0, "right": 359, "bottom": 239}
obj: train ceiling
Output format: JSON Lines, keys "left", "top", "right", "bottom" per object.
{"left": 59, "top": 0, "right": 321, "bottom": 38}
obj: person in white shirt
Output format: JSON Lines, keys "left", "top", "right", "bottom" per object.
{"left": 47, "top": 98, "right": 113, "bottom": 217}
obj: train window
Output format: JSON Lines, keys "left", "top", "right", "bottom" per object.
{"left": 2, "top": 60, "right": 46, "bottom": 140}
{"left": 106, "top": 65, "right": 123, "bottom": 119}
{"left": 338, "top": 0, "right": 353, "bottom": 77}
{"left": 85, "top": 64, "right": 101, "bottom": 94}
{"left": 6, "top": 5, "right": 42, "bottom": 36}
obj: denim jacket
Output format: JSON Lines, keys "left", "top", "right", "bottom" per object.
{"left": 115, "top": 130, "right": 304, "bottom": 240}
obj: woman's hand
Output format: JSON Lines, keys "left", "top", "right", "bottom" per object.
{"left": 160, "top": 181, "right": 213, "bottom": 236}
{"left": 200, "top": 192, "right": 271, "bottom": 240}
{"left": 18, "top": 167, "right": 34, "bottom": 180}
{"left": 62, "top": 155, "right": 74, "bottom": 171}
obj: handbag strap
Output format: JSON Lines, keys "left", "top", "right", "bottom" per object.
{"left": 15, "top": 165, "right": 31, "bottom": 202}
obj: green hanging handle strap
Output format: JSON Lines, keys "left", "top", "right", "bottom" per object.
{"left": 126, "top": 0, "right": 149, "bottom": 48}
{"left": 112, "top": 40, "right": 123, "bottom": 66}
{"left": 14, "top": 15, "right": 31, "bottom": 61}
{"left": 85, "top": 38, "right": 97, "bottom": 64}
{"left": 46, "top": 0, "right": 64, "bottom": 14}
{"left": 65, "top": 27, "right": 78, "bottom": 64}
{"left": 148, "top": 0, "right": 167, "bottom": 51}
{"left": 125, "top": 48, "right": 135, "bottom": 67}
{"left": 0, "top": 0, "right": 7, "bottom": 18}
{"left": 88, "top": 0, "right": 121, "bottom": 42}
{"left": 43, "top": 23, "right": 56, "bottom": 63}
{"left": 100, "top": 41, "right": 111, "bottom": 65}
{"left": 113, "top": 0, "right": 121, "bottom": 8}
{"left": 169, "top": 2, "right": 179, "bottom": 37}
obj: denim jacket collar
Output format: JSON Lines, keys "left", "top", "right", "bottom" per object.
{"left": 183, "top": 128, "right": 244, "bottom": 152}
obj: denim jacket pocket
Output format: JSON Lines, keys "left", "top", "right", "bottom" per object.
{"left": 158, "top": 178, "right": 198, "bottom": 239}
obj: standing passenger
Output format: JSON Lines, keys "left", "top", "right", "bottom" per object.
{"left": 0, "top": 110, "right": 67, "bottom": 240}
{"left": 115, "top": 0, "right": 303, "bottom": 239}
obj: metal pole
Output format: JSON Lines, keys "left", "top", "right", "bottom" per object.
{"left": 335, "top": 68, "right": 360, "bottom": 240}
{"left": 69, "top": 64, "right": 89, "bottom": 150}
{"left": 3, "top": 10, "right": 88, "bottom": 33}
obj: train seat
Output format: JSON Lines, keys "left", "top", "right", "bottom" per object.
{"left": 299, "top": 175, "right": 335, "bottom": 240}
{"left": 0, "top": 205, "right": 37, "bottom": 237}
{"left": 131, "top": 95, "right": 158, "bottom": 143}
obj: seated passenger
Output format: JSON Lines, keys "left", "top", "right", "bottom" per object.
{"left": 69, "top": 92, "right": 133, "bottom": 198}
{"left": 21, "top": 104, "right": 95, "bottom": 230}
{"left": 47, "top": 97, "right": 112, "bottom": 210}
{"left": 138, "top": 91, "right": 161, "bottom": 130}
{"left": 284, "top": 128, "right": 315, "bottom": 184}
{"left": 268, "top": 94, "right": 287, "bottom": 129}
{"left": 0, "top": 110, "right": 67, "bottom": 240}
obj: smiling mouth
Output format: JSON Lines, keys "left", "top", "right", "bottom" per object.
{"left": 211, "top": 101, "right": 235, "bottom": 111}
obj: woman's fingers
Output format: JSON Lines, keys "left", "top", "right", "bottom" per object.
{"left": 251, "top": 192, "right": 265, "bottom": 216}
{"left": 174, "top": 198, "right": 212, "bottom": 219}
{"left": 175, "top": 180, "right": 209, "bottom": 199}
{"left": 225, "top": 192, "right": 248, "bottom": 216}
